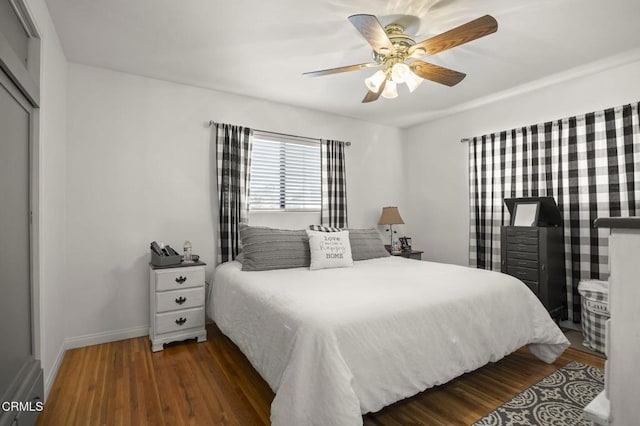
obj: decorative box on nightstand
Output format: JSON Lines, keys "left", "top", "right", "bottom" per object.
{"left": 149, "top": 262, "right": 207, "bottom": 352}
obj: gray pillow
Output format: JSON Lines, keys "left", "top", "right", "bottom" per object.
{"left": 308, "top": 224, "right": 342, "bottom": 232}
{"left": 348, "top": 228, "right": 390, "bottom": 261}
{"left": 239, "top": 224, "right": 310, "bottom": 271}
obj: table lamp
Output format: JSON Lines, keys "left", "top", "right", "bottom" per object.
{"left": 378, "top": 206, "right": 404, "bottom": 252}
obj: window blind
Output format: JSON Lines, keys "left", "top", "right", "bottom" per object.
{"left": 249, "top": 132, "right": 321, "bottom": 210}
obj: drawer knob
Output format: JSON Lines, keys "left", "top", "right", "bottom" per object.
{"left": 175, "top": 296, "right": 186, "bottom": 305}
{"left": 175, "top": 276, "right": 187, "bottom": 284}
{"left": 175, "top": 317, "right": 187, "bottom": 326}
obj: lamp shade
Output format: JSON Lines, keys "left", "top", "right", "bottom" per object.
{"left": 365, "top": 70, "right": 386, "bottom": 93}
{"left": 405, "top": 72, "right": 424, "bottom": 93}
{"left": 378, "top": 206, "right": 405, "bottom": 225}
{"left": 391, "top": 63, "right": 411, "bottom": 83}
{"left": 381, "top": 80, "right": 398, "bottom": 99}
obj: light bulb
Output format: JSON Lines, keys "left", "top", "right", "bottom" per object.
{"left": 381, "top": 80, "right": 398, "bottom": 99}
{"left": 364, "top": 70, "right": 386, "bottom": 93}
{"left": 391, "top": 63, "right": 411, "bottom": 84}
{"left": 405, "top": 71, "right": 424, "bottom": 93}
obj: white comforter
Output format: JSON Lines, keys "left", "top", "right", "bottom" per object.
{"left": 210, "top": 257, "right": 569, "bottom": 426}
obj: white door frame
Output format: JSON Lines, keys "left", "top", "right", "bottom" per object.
{"left": 0, "top": 0, "right": 42, "bottom": 363}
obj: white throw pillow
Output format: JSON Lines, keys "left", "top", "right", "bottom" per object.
{"left": 306, "top": 230, "right": 354, "bottom": 270}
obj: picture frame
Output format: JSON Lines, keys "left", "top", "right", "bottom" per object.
{"left": 512, "top": 202, "right": 540, "bottom": 227}
{"left": 399, "top": 236, "right": 412, "bottom": 251}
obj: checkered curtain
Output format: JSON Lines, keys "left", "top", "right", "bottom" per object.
{"left": 321, "top": 139, "right": 348, "bottom": 228}
{"left": 215, "top": 123, "right": 253, "bottom": 263}
{"left": 469, "top": 102, "right": 640, "bottom": 322}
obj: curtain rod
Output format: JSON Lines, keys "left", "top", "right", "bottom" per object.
{"left": 459, "top": 114, "right": 595, "bottom": 143}
{"left": 459, "top": 103, "right": 638, "bottom": 143}
{"left": 208, "top": 121, "right": 351, "bottom": 146}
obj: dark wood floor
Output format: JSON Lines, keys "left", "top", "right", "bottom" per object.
{"left": 38, "top": 323, "right": 604, "bottom": 425}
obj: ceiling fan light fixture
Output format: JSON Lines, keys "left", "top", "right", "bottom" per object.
{"left": 365, "top": 70, "right": 386, "bottom": 93}
{"left": 405, "top": 72, "right": 424, "bottom": 93}
{"left": 381, "top": 79, "right": 398, "bottom": 99}
{"left": 391, "top": 62, "right": 411, "bottom": 84}
{"left": 410, "top": 47, "right": 426, "bottom": 58}
{"left": 304, "top": 14, "right": 498, "bottom": 103}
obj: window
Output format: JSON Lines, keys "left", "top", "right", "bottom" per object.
{"left": 249, "top": 132, "right": 321, "bottom": 211}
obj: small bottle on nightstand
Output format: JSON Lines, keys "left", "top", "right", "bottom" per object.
{"left": 183, "top": 241, "right": 192, "bottom": 262}
{"left": 391, "top": 239, "right": 401, "bottom": 254}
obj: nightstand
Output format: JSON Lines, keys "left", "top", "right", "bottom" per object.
{"left": 392, "top": 250, "right": 423, "bottom": 260}
{"left": 149, "top": 262, "right": 207, "bottom": 352}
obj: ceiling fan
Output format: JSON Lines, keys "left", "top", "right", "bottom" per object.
{"left": 303, "top": 14, "right": 498, "bottom": 103}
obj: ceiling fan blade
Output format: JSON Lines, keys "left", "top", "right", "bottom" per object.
{"left": 303, "top": 62, "right": 380, "bottom": 77}
{"left": 409, "top": 15, "right": 498, "bottom": 57}
{"left": 410, "top": 61, "right": 466, "bottom": 86}
{"left": 348, "top": 14, "right": 395, "bottom": 55}
{"left": 362, "top": 79, "right": 386, "bottom": 103}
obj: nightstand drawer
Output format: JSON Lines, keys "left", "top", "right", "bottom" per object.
{"left": 155, "top": 267, "right": 204, "bottom": 291}
{"left": 155, "top": 307, "right": 204, "bottom": 334}
{"left": 508, "top": 266, "right": 538, "bottom": 281}
{"left": 156, "top": 287, "right": 204, "bottom": 313}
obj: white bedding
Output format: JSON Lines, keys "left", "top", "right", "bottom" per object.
{"left": 210, "top": 256, "right": 569, "bottom": 426}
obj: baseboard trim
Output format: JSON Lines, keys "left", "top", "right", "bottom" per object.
{"left": 44, "top": 342, "right": 65, "bottom": 399}
{"left": 63, "top": 325, "right": 149, "bottom": 350}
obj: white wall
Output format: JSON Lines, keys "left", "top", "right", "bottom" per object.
{"left": 65, "top": 63, "right": 404, "bottom": 341}
{"left": 25, "top": 0, "right": 68, "bottom": 396}
{"left": 403, "top": 58, "right": 640, "bottom": 266}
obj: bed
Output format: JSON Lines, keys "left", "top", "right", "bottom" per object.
{"left": 210, "top": 256, "right": 569, "bottom": 426}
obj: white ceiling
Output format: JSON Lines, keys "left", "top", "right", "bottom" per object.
{"left": 45, "top": 0, "right": 640, "bottom": 128}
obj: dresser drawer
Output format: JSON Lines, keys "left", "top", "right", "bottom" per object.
{"left": 507, "top": 243, "right": 538, "bottom": 253}
{"left": 155, "top": 267, "right": 204, "bottom": 291}
{"left": 506, "top": 227, "right": 538, "bottom": 237}
{"left": 508, "top": 257, "right": 538, "bottom": 269}
{"left": 155, "top": 307, "right": 205, "bottom": 334}
{"left": 522, "top": 280, "right": 539, "bottom": 295}
{"left": 507, "top": 251, "right": 538, "bottom": 261}
{"left": 508, "top": 266, "right": 538, "bottom": 281}
{"left": 506, "top": 235, "right": 538, "bottom": 245}
{"left": 156, "top": 287, "right": 204, "bottom": 313}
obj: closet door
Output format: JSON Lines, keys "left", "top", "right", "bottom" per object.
{"left": 0, "top": 69, "right": 33, "bottom": 406}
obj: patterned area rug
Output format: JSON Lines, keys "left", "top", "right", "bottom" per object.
{"left": 473, "top": 361, "right": 603, "bottom": 426}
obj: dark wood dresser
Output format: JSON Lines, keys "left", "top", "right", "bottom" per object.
{"left": 500, "top": 226, "right": 565, "bottom": 321}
